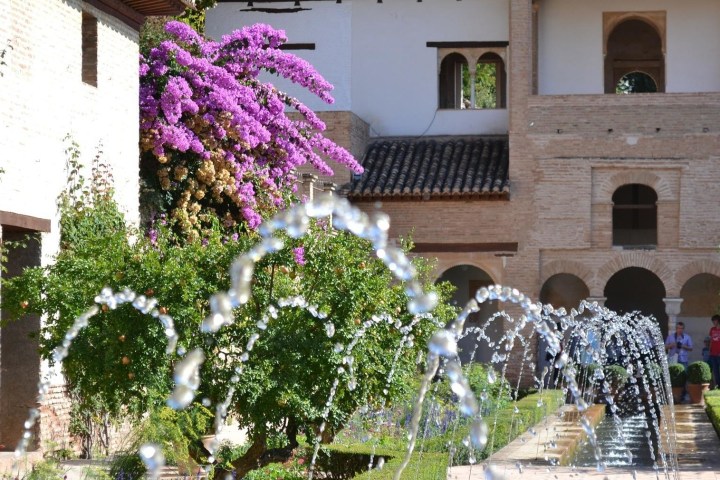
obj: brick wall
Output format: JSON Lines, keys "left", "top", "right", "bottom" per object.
{"left": 344, "top": 2, "right": 720, "bottom": 387}
{"left": 294, "top": 111, "right": 369, "bottom": 195}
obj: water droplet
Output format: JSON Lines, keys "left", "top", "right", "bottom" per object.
{"left": 325, "top": 323, "right": 335, "bottom": 338}
{"left": 305, "top": 195, "right": 335, "bottom": 217}
{"left": 333, "top": 343, "right": 344, "bottom": 353}
{"left": 487, "top": 370, "right": 497, "bottom": 384}
{"left": 428, "top": 330, "right": 457, "bottom": 357}
{"left": 470, "top": 419, "right": 489, "bottom": 449}
{"left": 139, "top": 443, "right": 165, "bottom": 480}
{"left": 375, "top": 457, "right": 385, "bottom": 470}
{"left": 167, "top": 384, "right": 196, "bottom": 410}
{"left": 408, "top": 292, "right": 438, "bottom": 314}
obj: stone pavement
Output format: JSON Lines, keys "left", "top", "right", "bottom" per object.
{"left": 448, "top": 404, "right": 720, "bottom": 480}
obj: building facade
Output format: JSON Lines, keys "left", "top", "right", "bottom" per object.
{"left": 207, "top": 0, "right": 720, "bottom": 376}
{"left": 0, "top": 0, "right": 186, "bottom": 455}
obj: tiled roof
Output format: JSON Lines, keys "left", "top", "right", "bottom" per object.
{"left": 346, "top": 136, "right": 509, "bottom": 200}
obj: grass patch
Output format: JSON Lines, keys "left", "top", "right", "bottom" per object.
{"left": 215, "top": 390, "right": 566, "bottom": 480}
{"left": 329, "top": 444, "right": 447, "bottom": 480}
{"left": 704, "top": 389, "right": 720, "bottom": 438}
{"left": 336, "top": 389, "right": 565, "bottom": 471}
{"left": 425, "top": 389, "right": 565, "bottom": 465}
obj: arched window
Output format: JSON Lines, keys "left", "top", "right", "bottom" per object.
{"left": 612, "top": 184, "right": 657, "bottom": 248}
{"left": 438, "top": 53, "right": 469, "bottom": 109}
{"left": 475, "top": 52, "right": 506, "bottom": 109}
{"left": 605, "top": 18, "right": 664, "bottom": 93}
{"left": 616, "top": 71, "right": 657, "bottom": 94}
{"left": 438, "top": 50, "right": 507, "bottom": 110}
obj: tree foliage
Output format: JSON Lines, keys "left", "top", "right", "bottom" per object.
{"left": 1, "top": 168, "right": 455, "bottom": 471}
{"left": 0, "top": 19, "right": 457, "bottom": 475}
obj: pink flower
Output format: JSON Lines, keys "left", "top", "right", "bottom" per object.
{"left": 293, "top": 247, "right": 306, "bottom": 266}
{"left": 139, "top": 21, "right": 362, "bottom": 235}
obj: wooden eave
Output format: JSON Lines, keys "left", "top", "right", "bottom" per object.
{"left": 85, "top": 0, "right": 193, "bottom": 31}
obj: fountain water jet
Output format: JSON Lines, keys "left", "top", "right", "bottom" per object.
{"left": 13, "top": 195, "right": 682, "bottom": 480}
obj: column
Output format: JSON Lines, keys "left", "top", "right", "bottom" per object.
{"left": 586, "top": 296, "right": 606, "bottom": 307}
{"left": 664, "top": 297, "right": 683, "bottom": 331}
{"left": 301, "top": 173, "right": 318, "bottom": 200}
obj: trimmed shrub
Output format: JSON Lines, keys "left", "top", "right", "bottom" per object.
{"left": 688, "top": 361, "right": 712, "bottom": 384}
{"left": 603, "top": 364, "right": 629, "bottom": 389}
{"left": 668, "top": 363, "right": 687, "bottom": 388}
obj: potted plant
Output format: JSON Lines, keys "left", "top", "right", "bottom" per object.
{"left": 687, "top": 361, "right": 712, "bottom": 405}
{"left": 668, "top": 363, "right": 687, "bottom": 404}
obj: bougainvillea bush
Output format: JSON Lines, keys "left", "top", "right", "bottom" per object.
{"left": 140, "top": 21, "right": 362, "bottom": 237}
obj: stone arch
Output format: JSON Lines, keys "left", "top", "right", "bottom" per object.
{"left": 674, "top": 260, "right": 720, "bottom": 297}
{"left": 679, "top": 273, "right": 720, "bottom": 316}
{"left": 475, "top": 52, "right": 506, "bottom": 109}
{"left": 598, "top": 170, "right": 672, "bottom": 202}
{"left": 438, "top": 52, "right": 469, "bottom": 109}
{"left": 603, "top": 12, "right": 666, "bottom": 56}
{"left": 436, "top": 264, "right": 501, "bottom": 364}
{"left": 438, "top": 50, "right": 471, "bottom": 69}
{"left": 434, "top": 259, "right": 500, "bottom": 284}
{"left": 597, "top": 251, "right": 672, "bottom": 294}
{"left": 677, "top": 272, "right": 720, "bottom": 363}
{"left": 540, "top": 259, "right": 594, "bottom": 292}
{"left": 617, "top": 71, "right": 658, "bottom": 93}
{"left": 603, "top": 12, "right": 666, "bottom": 93}
{"left": 539, "top": 273, "right": 590, "bottom": 311}
{"left": 604, "top": 266, "right": 669, "bottom": 336}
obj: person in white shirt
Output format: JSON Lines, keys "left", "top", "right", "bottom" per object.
{"left": 665, "top": 321, "right": 693, "bottom": 368}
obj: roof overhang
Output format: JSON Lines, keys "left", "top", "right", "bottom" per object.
{"left": 346, "top": 136, "right": 510, "bottom": 201}
{"left": 86, "top": 0, "right": 193, "bottom": 31}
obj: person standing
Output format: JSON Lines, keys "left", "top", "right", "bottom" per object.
{"left": 665, "top": 321, "right": 693, "bottom": 368}
{"left": 708, "top": 315, "right": 720, "bottom": 388}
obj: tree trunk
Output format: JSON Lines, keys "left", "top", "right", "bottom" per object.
{"left": 286, "top": 417, "right": 299, "bottom": 449}
{"left": 231, "top": 435, "right": 268, "bottom": 479}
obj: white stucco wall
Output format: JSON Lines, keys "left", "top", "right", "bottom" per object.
{"left": 206, "top": 2, "right": 352, "bottom": 113}
{"left": 538, "top": 0, "right": 720, "bottom": 94}
{"left": 206, "top": 0, "right": 509, "bottom": 137}
{"left": 0, "top": 0, "right": 140, "bottom": 265}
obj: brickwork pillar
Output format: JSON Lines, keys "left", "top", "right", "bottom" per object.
{"left": 591, "top": 202, "right": 613, "bottom": 248}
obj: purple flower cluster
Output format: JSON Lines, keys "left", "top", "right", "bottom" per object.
{"left": 292, "top": 246, "right": 306, "bottom": 266}
{"left": 140, "top": 21, "right": 362, "bottom": 233}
